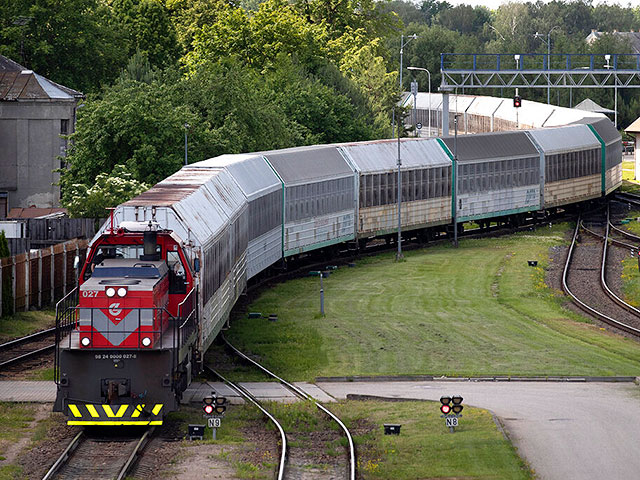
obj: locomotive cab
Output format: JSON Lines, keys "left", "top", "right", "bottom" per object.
{"left": 77, "top": 259, "right": 169, "bottom": 349}
{"left": 54, "top": 222, "right": 199, "bottom": 426}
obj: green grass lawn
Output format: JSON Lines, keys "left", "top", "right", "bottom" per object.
{"left": 333, "top": 399, "right": 532, "bottom": 480}
{"left": 623, "top": 161, "right": 635, "bottom": 181}
{"left": 0, "top": 310, "right": 55, "bottom": 344}
{"left": 226, "top": 223, "right": 640, "bottom": 380}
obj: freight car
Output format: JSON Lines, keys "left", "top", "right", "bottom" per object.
{"left": 54, "top": 96, "right": 622, "bottom": 425}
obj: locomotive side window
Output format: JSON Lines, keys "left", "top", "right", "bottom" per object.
{"left": 167, "top": 251, "right": 187, "bottom": 294}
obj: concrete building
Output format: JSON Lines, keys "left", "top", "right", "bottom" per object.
{"left": 0, "top": 55, "right": 82, "bottom": 217}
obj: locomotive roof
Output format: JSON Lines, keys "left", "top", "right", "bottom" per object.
{"left": 440, "top": 130, "right": 539, "bottom": 162}
{"left": 82, "top": 258, "right": 168, "bottom": 290}
{"left": 339, "top": 138, "right": 450, "bottom": 173}
{"left": 262, "top": 144, "right": 354, "bottom": 184}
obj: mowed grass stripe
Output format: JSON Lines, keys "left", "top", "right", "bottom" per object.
{"left": 228, "top": 224, "right": 640, "bottom": 380}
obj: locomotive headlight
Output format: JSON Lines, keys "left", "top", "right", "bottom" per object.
{"left": 141, "top": 337, "right": 151, "bottom": 347}
{"left": 81, "top": 337, "right": 91, "bottom": 346}
{"left": 106, "top": 287, "right": 116, "bottom": 297}
{"left": 117, "top": 287, "right": 127, "bottom": 297}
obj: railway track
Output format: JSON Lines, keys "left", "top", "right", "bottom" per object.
{"left": 42, "top": 427, "right": 153, "bottom": 480}
{"left": 0, "top": 327, "right": 56, "bottom": 371}
{"left": 562, "top": 204, "right": 640, "bottom": 338}
{"left": 207, "top": 335, "right": 356, "bottom": 480}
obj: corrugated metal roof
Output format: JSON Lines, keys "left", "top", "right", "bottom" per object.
{"left": 494, "top": 99, "right": 554, "bottom": 128}
{"left": 440, "top": 130, "right": 538, "bottom": 162}
{"left": 339, "top": 138, "right": 450, "bottom": 173}
{"left": 0, "top": 54, "right": 82, "bottom": 100}
{"left": 122, "top": 167, "right": 245, "bottom": 247}
{"left": 543, "top": 107, "right": 603, "bottom": 127}
{"left": 466, "top": 96, "right": 504, "bottom": 116}
{"left": 189, "top": 154, "right": 281, "bottom": 201}
{"left": 584, "top": 117, "right": 620, "bottom": 145}
{"left": 263, "top": 145, "right": 354, "bottom": 184}
{"left": 527, "top": 125, "right": 600, "bottom": 153}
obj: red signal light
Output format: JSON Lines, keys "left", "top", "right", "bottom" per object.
{"left": 203, "top": 404, "right": 214, "bottom": 415}
{"left": 440, "top": 404, "right": 451, "bottom": 414}
{"left": 513, "top": 95, "right": 522, "bottom": 108}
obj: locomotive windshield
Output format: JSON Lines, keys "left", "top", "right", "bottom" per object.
{"left": 92, "top": 264, "right": 162, "bottom": 279}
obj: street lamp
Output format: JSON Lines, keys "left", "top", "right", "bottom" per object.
{"left": 534, "top": 26, "right": 561, "bottom": 104}
{"left": 407, "top": 67, "right": 432, "bottom": 137}
{"left": 395, "top": 34, "right": 417, "bottom": 261}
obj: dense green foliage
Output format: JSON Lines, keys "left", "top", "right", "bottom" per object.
{"left": 2, "top": 0, "right": 637, "bottom": 215}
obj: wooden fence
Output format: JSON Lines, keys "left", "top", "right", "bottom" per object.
{"left": 0, "top": 238, "right": 88, "bottom": 316}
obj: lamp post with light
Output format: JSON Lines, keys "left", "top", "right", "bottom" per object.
{"left": 406, "top": 67, "right": 431, "bottom": 137}
{"left": 395, "top": 34, "right": 417, "bottom": 261}
{"left": 534, "top": 26, "right": 560, "bottom": 104}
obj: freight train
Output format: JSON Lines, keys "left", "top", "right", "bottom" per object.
{"left": 54, "top": 95, "right": 622, "bottom": 425}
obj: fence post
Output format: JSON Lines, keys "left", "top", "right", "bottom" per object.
{"left": 25, "top": 252, "right": 30, "bottom": 311}
{"left": 50, "top": 246, "right": 55, "bottom": 304}
{"left": 38, "top": 249, "right": 42, "bottom": 308}
{"left": 12, "top": 257, "right": 16, "bottom": 314}
{"left": 62, "top": 243, "right": 67, "bottom": 296}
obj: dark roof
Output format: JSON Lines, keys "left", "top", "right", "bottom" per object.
{"left": 263, "top": 145, "right": 354, "bottom": 184}
{"left": 573, "top": 117, "right": 621, "bottom": 145}
{"left": 0, "top": 54, "right": 82, "bottom": 101}
{"left": 7, "top": 207, "right": 67, "bottom": 219}
{"left": 440, "top": 131, "right": 538, "bottom": 162}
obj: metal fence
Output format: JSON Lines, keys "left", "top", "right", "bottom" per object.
{"left": 0, "top": 238, "right": 88, "bottom": 316}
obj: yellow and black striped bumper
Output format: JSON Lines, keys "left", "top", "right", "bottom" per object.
{"left": 66, "top": 403, "right": 164, "bottom": 426}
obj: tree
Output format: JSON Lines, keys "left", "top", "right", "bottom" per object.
{"left": 110, "top": 0, "right": 181, "bottom": 68}
{"left": 436, "top": 5, "right": 490, "bottom": 35}
{"left": 0, "top": 0, "right": 128, "bottom": 92}
{"left": 63, "top": 165, "right": 149, "bottom": 218}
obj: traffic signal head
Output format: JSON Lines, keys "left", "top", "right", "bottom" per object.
{"left": 513, "top": 95, "right": 522, "bottom": 108}
{"left": 440, "top": 396, "right": 452, "bottom": 414}
{"left": 451, "top": 395, "right": 464, "bottom": 414}
{"left": 214, "top": 396, "right": 227, "bottom": 415}
{"left": 203, "top": 396, "right": 214, "bottom": 415}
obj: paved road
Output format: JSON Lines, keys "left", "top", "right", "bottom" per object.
{"left": 317, "top": 380, "right": 640, "bottom": 480}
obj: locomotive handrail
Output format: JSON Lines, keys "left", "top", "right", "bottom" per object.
{"left": 60, "top": 306, "right": 177, "bottom": 350}
{"left": 54, "top": 287, "right": 78, "bottom": 384}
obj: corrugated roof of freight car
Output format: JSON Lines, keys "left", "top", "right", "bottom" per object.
{"left": 339, "top": 138, "right": 450, "bottom": 173}
{"left": 121, "top": 167, "right": 245, "bottom": 245}
{"left": 262, "top": 144, "right": 354, "bottom": 184}
{"left": 123, "top": 168, "right": 220, "bottom": 207}
{"left": 465, "top": 96, "right": 504, "bottom": 116}
{"left": 440, "top": 130, "right": 538, "bottom": 162}
{"left": 409, "top": 92, "right": 443, "bottom": 109}
{"left": 578, "top": 117, "right": 621, "bottom": 145}
{"left": 527, "top": 125, "right": 600, "bottom": 153}
{"left": 543, "top": 107, "right": 604, "bottom": 127}
{"left": 190, "top": 154, "right": 281, "bottom": 200}
{"left": 494, "top": 99, "right": 554, "bottom": 128}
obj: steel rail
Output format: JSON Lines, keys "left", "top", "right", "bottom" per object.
{"left": 600, "top": 208, "right": 640, "bottom": 319}
{"left": 0, "top": 327, "right": 56, "bottom": 353}
{"left": 204, "top": 365, "right": 287, "bottom": 480}
{"left": 41, "top": 431, "right": 84, "bottom": 480}
{"left": 221, "top": 335, "right": 356, "bottom": 480}
{"left": 0, "top": 343, "right": 55, "bottom": 369}
{"left": 581, "top": 224, "right": 637, "bottom": 250}
{"left": 116, "top": 427, "right": 155, "bottom": 480}
{"left": 562, "top": 217, "right": 640, "bottom": 337}
{"left": 609, "top": 221, "right": 640, "bottom": 243}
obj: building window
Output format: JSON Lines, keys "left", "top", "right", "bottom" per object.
{"left": 0, "top": 192, "right": 7, "bottom": 219}
{"left": 60, "top": 119, "right": 69, "bottom": 135}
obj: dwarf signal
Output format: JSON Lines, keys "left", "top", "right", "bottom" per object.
{"left": 513, "top": 95, "right": 522, "bottom": 108}
{"left": 440, "top": 395, "right": 464, "bottom": 433}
